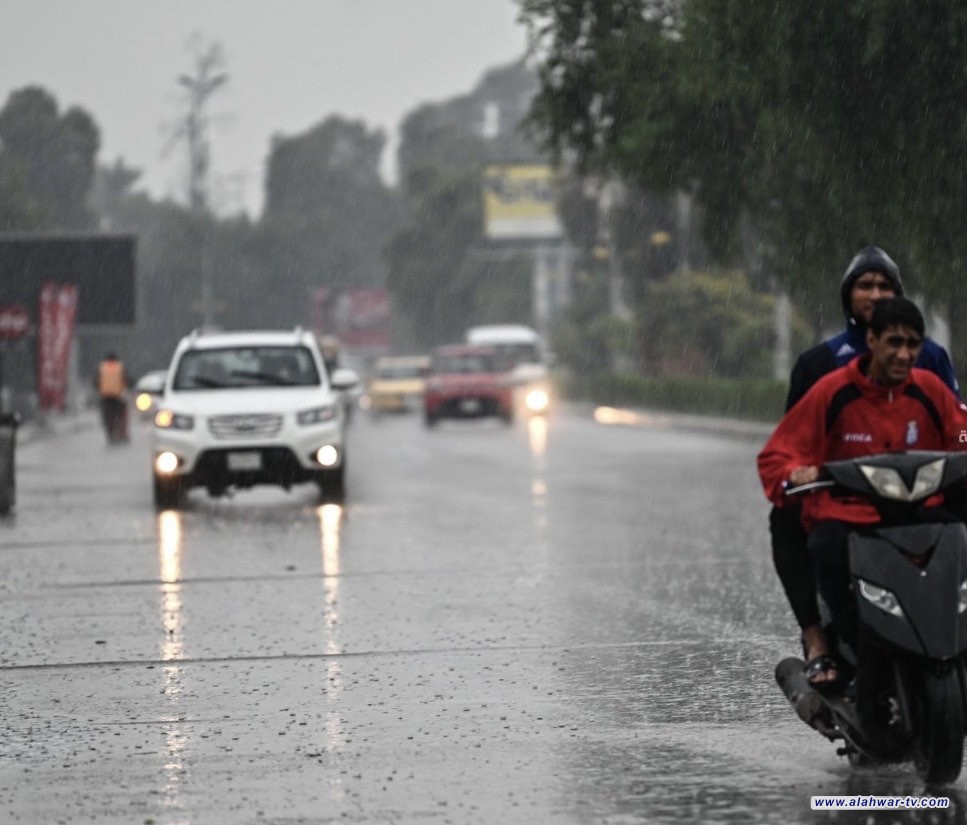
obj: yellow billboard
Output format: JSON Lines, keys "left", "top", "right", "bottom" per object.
{"left": 483, "top": 164, "right": 563, "bottom": 241}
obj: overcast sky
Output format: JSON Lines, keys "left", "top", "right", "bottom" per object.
{"left": 0, "top": 0, "right": 529, "bottom": 217}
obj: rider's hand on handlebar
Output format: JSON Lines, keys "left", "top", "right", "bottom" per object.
{"left": 789, "top": 466, "right": 820, "bottom": 485}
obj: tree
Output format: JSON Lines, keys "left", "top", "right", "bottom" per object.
{"left": 385, "top": 168, "right": 488, "bottom": 345}
{"left": 638, "top": 270, "right": 811, "bottom": 378}
{"left": 386, "top": 62, "right": 540, "bottom": 348}
{"left": 521, "top": 1, "right": 967, "bottom": 345}
{"left": 90, "top": 158, "right": 143, "bottom": 229}
{"left": 262, "top": 115, "right": 400, "bottom": 319}
{"left": 397, "top": 62, "right": 540, "bottom": 179}
{"left": 0, "top": 86, "right": 100, "bottom": 230}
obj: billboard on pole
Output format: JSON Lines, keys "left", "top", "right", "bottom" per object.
{"left": 482, "top": 164, "right": 563, "bottom": 242}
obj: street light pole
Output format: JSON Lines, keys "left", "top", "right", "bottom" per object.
{"left": 176, "top": 44, "right": 227, "bottom": 328}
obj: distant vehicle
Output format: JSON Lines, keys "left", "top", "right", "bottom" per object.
{"left": 150, "top": 327, "right": 359, "bottom": 509}
{"left": 423, "top": 344, "right": 513, "bottom": 428}
{"left": 133, "top": 369, "right": 167, "bottom": 420}
{"left": 367, "top": 355, "right": 430, "bottom": 417}
{"left": 465, "top": 324, "right": 552, "bottom": 416}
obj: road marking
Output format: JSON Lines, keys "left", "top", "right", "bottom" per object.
{"left": 0, "top": 638, "right": 706, "bottom": 672}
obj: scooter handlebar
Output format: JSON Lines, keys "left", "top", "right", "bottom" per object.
{"left": 784, "top": 478, "right": 836, "bottom": 497}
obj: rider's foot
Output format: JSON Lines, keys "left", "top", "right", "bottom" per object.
{"left": 801, "top": 625, "right": 839, "bottom": 686}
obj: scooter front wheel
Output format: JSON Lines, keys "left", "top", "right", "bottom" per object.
{"left": 914, "top": 666, "right": 964, "bottom": 785}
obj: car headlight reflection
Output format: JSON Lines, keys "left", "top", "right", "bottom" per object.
{"left": 858, "top": 579, "right": 905, "bottom": 618}
{"left": 297, "top": 405, "right": 337, "bottom": 425}
{"left": 154, "top": 409, "right": 195, "bottom": 430}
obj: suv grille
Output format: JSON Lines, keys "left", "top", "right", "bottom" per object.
{"left": 208, "top": 413, "right": 282, "bottom": 439}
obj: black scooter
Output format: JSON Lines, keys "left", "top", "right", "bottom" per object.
{"left": 776, "top": 450, "right": 967, "bottom": 785}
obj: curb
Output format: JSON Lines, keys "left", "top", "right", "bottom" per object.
{"left": 568, "top": 400, "right": 776, "bottom": 441}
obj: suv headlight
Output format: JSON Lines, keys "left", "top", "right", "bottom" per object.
{"left": 154, "top": 409, "right": 195, "bottom": 430}
{"left": 297, "top": 405, "right": 337, "bottom": 425}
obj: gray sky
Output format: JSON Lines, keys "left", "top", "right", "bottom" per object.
{"left": 0, "top": 0, "right": 529, "bottom": 217}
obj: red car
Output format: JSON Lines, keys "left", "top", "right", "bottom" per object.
{"left": 423, "top": 344, "right": 514, "bottom": 427}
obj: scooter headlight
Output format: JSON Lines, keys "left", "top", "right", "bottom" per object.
{"left": 911, "top": 458, "right": 946, "bottom": 498}
{"left": 858, "top": 579, "right": 905, "bottom": 618}
{"left": 859, "top": 458, "right": 945, "bottom": 501}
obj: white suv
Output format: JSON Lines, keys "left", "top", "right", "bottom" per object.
{"left": 150, "top": 328, "right": 359, "bottom": 509}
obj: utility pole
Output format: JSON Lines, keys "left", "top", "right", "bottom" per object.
{"left": 173, "top": 41, "right": 228, "bottom": 328}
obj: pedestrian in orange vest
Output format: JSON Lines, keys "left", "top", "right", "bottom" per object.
{"left": 95, "top": 352, "right": 130, "bottom": 443}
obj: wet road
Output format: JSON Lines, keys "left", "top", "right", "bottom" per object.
{"left": 1, "top": 406, "right": 964, "bottom": 824}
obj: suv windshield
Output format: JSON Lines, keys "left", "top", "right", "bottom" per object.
{"left": 491, "top": 342, "right": 540, "bottom": 366}
{"left": 172, "top": 346, "right": 321, "bottom": 390}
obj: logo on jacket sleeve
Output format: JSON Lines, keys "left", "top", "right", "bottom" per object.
{"left": 906, "top": 420, "right": 919, "bottom": 446}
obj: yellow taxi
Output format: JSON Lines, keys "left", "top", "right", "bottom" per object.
{"left": 367, "top": 355, "right": 430, "bottom": 416}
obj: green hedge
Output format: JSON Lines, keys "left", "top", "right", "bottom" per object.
{"left": 559, "top": 371, "right": 786, "bottom": 423}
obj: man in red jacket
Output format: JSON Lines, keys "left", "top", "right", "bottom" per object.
{"left": 758, "top": 296, "right": 967, "bottom": 684}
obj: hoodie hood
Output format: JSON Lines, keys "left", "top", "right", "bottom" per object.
{"left": 840, "top": 246, "right": 903, "bottom": 326}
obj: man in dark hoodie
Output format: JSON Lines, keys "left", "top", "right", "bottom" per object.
{"left": 769, "top": 246, "right": 959, "bottom": 686}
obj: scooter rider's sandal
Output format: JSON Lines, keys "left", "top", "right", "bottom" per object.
{"left": 803, "top": 654, "right": 839, "bottom": 687}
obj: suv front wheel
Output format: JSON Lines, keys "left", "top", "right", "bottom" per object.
{"left": 153, "top": 475, "right": 184, "bottom": 510}
{"left": 315, "top": 465, "right": 345, "bottom": 501}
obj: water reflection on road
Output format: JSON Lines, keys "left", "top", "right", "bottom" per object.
{"left": 157, "top": 510, "right": 188, "bottom": 821}
{"left": 317, "top": 502, "right": 347, "bottom": 758}
{"left": 529, "top": 414, "right": 549, "bottom": 541}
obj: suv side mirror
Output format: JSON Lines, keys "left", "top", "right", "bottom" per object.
{"left": 330, "top": 367, "right": 360, "bottom": 391}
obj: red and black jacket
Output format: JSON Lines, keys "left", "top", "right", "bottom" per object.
{"left": 758, "top": 355, "right": 967, "bottom": 529}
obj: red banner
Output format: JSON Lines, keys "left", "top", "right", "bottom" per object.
{"left": 37, "top": 282, "right": 79, "bottom": 411}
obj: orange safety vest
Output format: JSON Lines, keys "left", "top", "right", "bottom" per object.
{"left": 98, "top": 361, "right": 126, "bottom": 398}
